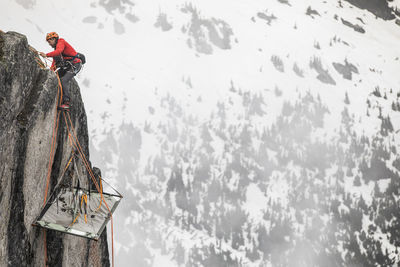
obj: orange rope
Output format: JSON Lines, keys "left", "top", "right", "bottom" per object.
{"left": 43, "top": 69, "right": 65, "bottom": 206}
{"left": 36, "top": 52, "right": 116, "bottom": 266}
{"left": 110, "top": 216, "right": 114, "bottom": 267}
{"left": 70, "top": 211, "right": 81, "bottom": 226}
{"left": 42, "top": 67, "right": 63, "bottom": 267}
{"left": 63, "top": 111, "right": 115, "bottom": 267}
{"left": 43, "top": 71, "right": 66, "bottom": 205}
{"left": 63, "top": 113, "right": 109, "bottom": 210}
{"left": 64, "top": 113, "right": 103, "bottom": 198}
{"left": 58, "top": 153, "right": 74, "bottom": 181}
{"left": 96, "top": 177, "right": 103, "bottom": 211}
{"left": 82, "top": 194, "right": 88, "bottom": 223}
{"left": 29, "top": 46, "right": 47, "bottom": 69}
{"left": 69, "top": 193, "right": 88, "bottom": 227}
{"left": 43, "top": 111, "right": 60, "bottom": 205}
{"left": 34, "top": 57, "right": 46, "bottom": 68}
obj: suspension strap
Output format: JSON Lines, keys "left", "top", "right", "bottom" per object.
{"left": 62, "top": 111, "right": 115, "bottom": 267}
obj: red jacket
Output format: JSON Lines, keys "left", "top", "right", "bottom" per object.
{"left": 46, "top": 38, "right": 81, "bottom": 69}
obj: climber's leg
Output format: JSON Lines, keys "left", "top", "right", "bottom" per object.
{"left": 60, "top": 71, "right": 75, "bottom": 104}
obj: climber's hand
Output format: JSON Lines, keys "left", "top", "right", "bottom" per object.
{"left": 39, "top": 52, "right": 47, "bottom": 58}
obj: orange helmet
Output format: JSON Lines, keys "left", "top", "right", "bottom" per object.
{"left": 46, "top": 32, "right": 59, "bottom": 41}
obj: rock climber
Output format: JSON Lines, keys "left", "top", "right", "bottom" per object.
{"left": 40, "top": 32, "right": 82, "bottom": 109}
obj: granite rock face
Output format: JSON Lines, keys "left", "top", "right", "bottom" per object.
{"left": 0, "top": 31, "right": 109, "bottom": 267}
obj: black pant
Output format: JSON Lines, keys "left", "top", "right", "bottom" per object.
{"left": 59, "top": 62, "right": 82, "bottom": 103}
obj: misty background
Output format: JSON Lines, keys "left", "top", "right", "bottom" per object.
{"left": 2, "top": 0, "right": 400, "bottom": 266}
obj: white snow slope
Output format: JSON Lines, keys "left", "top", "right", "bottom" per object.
{"left": 1, "top": 0, "right": 400, "bottom": 266}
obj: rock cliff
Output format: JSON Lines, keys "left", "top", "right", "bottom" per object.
{"left": 0, "top": 31, "right": 109, "bottom": 267}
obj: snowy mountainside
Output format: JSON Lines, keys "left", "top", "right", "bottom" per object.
{"left": 2, "top": 0, "right": 400, "bottom": 266}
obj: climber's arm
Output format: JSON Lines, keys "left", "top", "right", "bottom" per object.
{"left": 46, "top": 40, "right": 65, "bottom": 57}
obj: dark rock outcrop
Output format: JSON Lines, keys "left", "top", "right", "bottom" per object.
{"left": 0, "top": 31, "right": 109, "bottom": 266}
{"left": 343, "top": 0, "right": 395, "bottom": 20}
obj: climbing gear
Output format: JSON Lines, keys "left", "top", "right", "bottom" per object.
{"left": 29, "top": 46, "right": 48, "bottom": 68}
{"left": 54, "top": 56, "right": 71, "bottom": 71}
{"left": 63, "top": 111, "right": 118, "bottom": 267}
{"left": 71, "top": 62, "right": 82, "bottom": 74}
{"left": 28, "top": 50, "right": 120, "bottom": 267}
{"left": 46, "top": 32, "right": 59, "bottom": 41}
{"left": 55, "top": 56, "right": 83, "bottom": 74}
{"left": 36, "top": 82, "right": 120, "bottom": 267}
